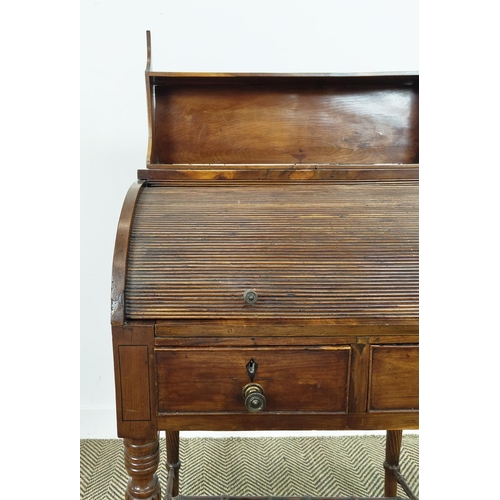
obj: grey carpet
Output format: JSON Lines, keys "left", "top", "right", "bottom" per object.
{"left": 80, "top": 434, "right": 418, "bottom": 499}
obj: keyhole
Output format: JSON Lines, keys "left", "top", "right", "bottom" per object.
{"left": 246, "top": 358, "right": 258, "bottom": 382}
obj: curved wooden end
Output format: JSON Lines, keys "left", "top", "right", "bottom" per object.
{"left": 111, "top": 180, "right": 146, "bottom": 326}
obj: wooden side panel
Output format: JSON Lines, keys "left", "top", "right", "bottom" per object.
{"left": 151, "top": 80, "right": 418, "bottom": 165}
{"left": 112, "top": 322, "right": 157, "bottom": 438}
{"left": 119, "top": 345, "right": 151, "bottom": 421}
{"left": 368, "top": 345, "right": 419, "bottom": 411}
{"left": 156, "top": 347, "right": 351, "bottom": 414}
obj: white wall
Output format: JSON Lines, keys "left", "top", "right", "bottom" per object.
{"left": 80, "top": 0, "right": 418, "bottom": 438}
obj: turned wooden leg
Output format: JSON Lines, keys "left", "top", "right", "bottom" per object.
{"left": 124, "top": 435, "right": 161, "bottom": 500}
{"left": 166, "top": 431, "right": 180, "bottom": 497}
{"left": 384, "top": 430, "right": 403, "bottom": 497}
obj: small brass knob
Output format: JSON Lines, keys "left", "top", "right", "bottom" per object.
{"left": 243, "top": 289, "right": 258, "bottom": 305}
{"left": 243, "top": 383, "right": 266, "bottom": 412}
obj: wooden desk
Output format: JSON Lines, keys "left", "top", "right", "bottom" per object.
{"left": 111, "top": 32, "right": 418, "bottom": 500}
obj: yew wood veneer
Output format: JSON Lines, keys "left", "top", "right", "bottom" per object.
{"left": 111, "top": 32, "right": 418, "bottom": 500}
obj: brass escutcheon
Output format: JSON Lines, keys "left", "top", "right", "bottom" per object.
{"left": 243, "top": 289, "right": 258, "bottom": 305}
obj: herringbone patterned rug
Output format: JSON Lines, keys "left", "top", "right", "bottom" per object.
{"left": 80, "top": 434, "right": 418, "bottom": 499}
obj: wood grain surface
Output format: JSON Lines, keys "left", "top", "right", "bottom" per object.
{"left": 368, "top": 345, "right": 419, "bottom": 411}
{"left": 148, "top": 77, "right": 418, "bottom": 165}
{"left": 125, "top": 180, "right": 418, "bottom": 321}
{"left": 156, "top": 347, "right": 351, "bottom": 413}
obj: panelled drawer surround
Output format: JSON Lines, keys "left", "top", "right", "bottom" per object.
{"left": 156, "top": 346, "right": 351, "bottom": 414}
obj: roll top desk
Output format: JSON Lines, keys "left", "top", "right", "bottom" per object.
{"left": 111, "top": 32, "right": 418, "bottom": 500}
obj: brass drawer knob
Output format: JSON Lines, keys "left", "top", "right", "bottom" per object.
{"left": 243, "top": 289, "right": 258, "bottom": 305}
{"left": 242, "top": 383, "right": 266, "bottom": 412}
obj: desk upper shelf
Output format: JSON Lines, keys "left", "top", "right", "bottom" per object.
{"left": 145, "top": 73, "right": 418, "bottom": 167}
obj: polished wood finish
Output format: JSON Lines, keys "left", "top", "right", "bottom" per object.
{"left": 146, "top": 76, "right": 418, "bottom": 166}
{"left": 384, "top": 430, "right": 403, "bottom": 498}
{"left": 119, "top": 345, "right": 151, "bottom": 421}
{"left": 124, "top": 436, "right": 161, "bottom": 500}
{"left": 154, "top": 320, "right": 418, "bottom": 339}
{"left": 156, "top": 411, "right": 418, "bottom": 433}
{"left": 112, "top": 321, "right": 157, "bottom": 439}
{"left": 112, "top": 32, "right": 418, "bottom": 500}
{"left": 111, "top": 180, "right": 146, "bottom": 326}
{"left": 154, "top": 334, "right": 420, "bottom": 347}
{"left": 137, "top": 165, "right": 418, "bottom": 182}
{"left": 369, "top": 346, "right": 419, "bottom": 412}
{"left": 166, "top": 431, "right": 180, "bottom": 497}
{"left": 125, "top": 181, "right": 418, "bottom": 321}
{"left": 156, "top": 347, "right": 350, "bottom": 413}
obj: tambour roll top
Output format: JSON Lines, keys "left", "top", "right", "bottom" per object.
{"left": 124, "top": 180, "right": 418, "bottom": 321}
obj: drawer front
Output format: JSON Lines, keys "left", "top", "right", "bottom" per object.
{"left": 368, "top": 345, "right": 419, "bottom": 412}
{"left": 156, "top": 347, "right": 351, "bottom": 414}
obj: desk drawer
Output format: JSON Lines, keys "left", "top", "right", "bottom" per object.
{"left": 156, "top": 347, "right": 351, "bottom": 414}
{"left": 368, "top": 345, "right": 419, "bottom": 412}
